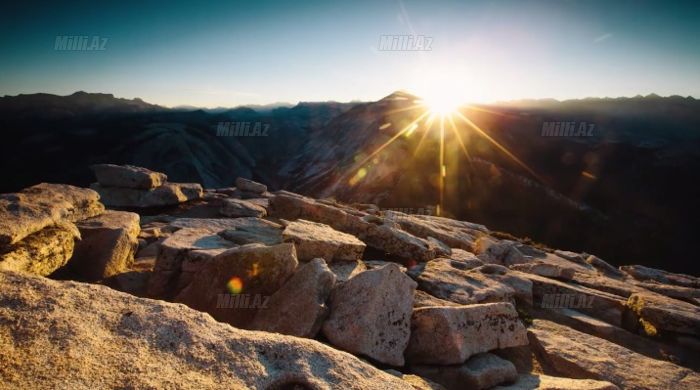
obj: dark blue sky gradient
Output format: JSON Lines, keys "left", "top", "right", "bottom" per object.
{"left": 1, "top": 0, "right": 698, "bottom": 106}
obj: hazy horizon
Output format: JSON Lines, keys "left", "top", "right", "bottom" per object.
{"left": 3, "top": 89, "right": 698, "bottom": 110}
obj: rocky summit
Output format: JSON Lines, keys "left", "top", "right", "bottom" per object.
{"left": 0, "top": 164, "right": 698, "bottom": 389}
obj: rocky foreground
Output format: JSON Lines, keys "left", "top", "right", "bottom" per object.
{"left": 0, "top": 164, "right": 699, "bottom": 389}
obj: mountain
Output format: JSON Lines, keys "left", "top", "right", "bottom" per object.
{"left": 0, "top": 91, "right": 698, "bottom": 275}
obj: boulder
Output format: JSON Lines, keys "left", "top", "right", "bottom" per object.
{"left": 68, "top": 210, "right": 140, "bottom": 280}
{"left": 91, "top": 182, "right": 203, "bottom": 208}
{"left": 174, "top": 243, "right": 298, "bottom": 328}
{"left": 90, "top": 164, "right": 167, "bottom": 189}
{"left": 0, "top": 223, "right": 79, "bottom": 276}
{"left": 0, "top": 183, "right": 103, "bottom": 246}
{"left": 322, "top": 263, "right": 417, "bottom": 366}
{"left": 282, "top": 219, "right": 366, "bottom": 262}
{"left": 0, "top": 270, "right": 412, "bottom": 390}
{"left": 493, "top": 374, "right": 619, "bottom": 390}
{"left": 410, "top": 353, "right": 518, "bottom": 390}
{"left": 219, "top": 198, "right": 267, "bottom": 218}
{"left": 235, "top": 177, "right": 267, "bottom": 194}
{"left": 250, "top": 258, "right": 336, "bottom": 338}
{"left": 528, "top": 319, "right": 700, "bottom": 389}
{"left": 406, "top": 303, "right": 528, "bottom": 365}
{"left": 147, "top": 227, "right": 236, "bottom": 298}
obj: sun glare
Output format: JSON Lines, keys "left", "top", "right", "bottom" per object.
{"left": 418, "top": 91, "right": 464, "bottom": 116}
{"left": 344, "top": 84, "right": 542, "bottom": 219}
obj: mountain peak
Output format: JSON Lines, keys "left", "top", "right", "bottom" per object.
{"left": 380, "top": 90, "right": 419, "bottom": 102}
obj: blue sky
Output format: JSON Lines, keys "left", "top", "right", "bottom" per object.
{"left": 1, "top": 0, "right": 699, "bottom": 107}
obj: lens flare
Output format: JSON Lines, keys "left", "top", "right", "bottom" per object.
{"left": 226, "top": 276, "right": 243, "bottom": 294}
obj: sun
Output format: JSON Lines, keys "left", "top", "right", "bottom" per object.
{"left": 417, "top": 90, "right": 464, "bottom": 116}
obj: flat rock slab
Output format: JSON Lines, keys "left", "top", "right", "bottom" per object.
{"left": 219, "top": 198, "right": 267, "bottom": 218}
{"left": 627, "top": 291, "right": 700, "bottom": 336}
{"left": 411, "top": 353, "right": 518, "bottom": 390}
{"left": 169, "top": 217, "right": 279, "bottom": 232}
{"left": 69, "top": 210, "right": 140, "bottom": 280}
{"left": 270, "top": 192, "right": 441, "bottom": 261}
{"left": 0, "top": 223, "right": 79, "bottom": 276}
{"left": 322, "top": 263, "right": 417, "bottom": 366}
{"left": 408, "top": 258, "right": 532, "bottom": 305}
{"left": 250, "top": 258, "right": 336, "bottom": 338}
{"left": 528, "top": 307, "right": 697, "bottom": 369}
{"left": 493, "top": 374, "right": 619, "bottom": 390}
{"left": 91, "top": 164, "right": 167, "bottom": 189}
{"left": 166, "top": 217, "right": 284, "bottom": 246}
{"left": 385, "top": 211, "right": 487, "bottom": 252}
{"left": 449, "top": 248, "right": 484, "bottom": 268}
{"left": 175, "top": 243, "right": 298, "bottom": 328}
{"left": 569, "top": 271, "right": 642, "bottom": 298}
{"left": 520, "top": 272, "right": 627, "bottom": 327}
{"left": 528, "top": 319, "right": 700, "bottom": 389}
{"left": 406, "top": 303, "right": 528, "bottom": 365}
{"left": 632, "top": 280, "right": 700, "bottom": 303}
{"left": 0, "top": 183, "right": 104, "bottom": 246}
{"left": 510, "top": 261, "right": 576, "bottom": 280}
{"left": 585, "top": 255, "right": 624, "bottom": 278}
{"left": 219, "top": 225, "right": 283, "bottom": 246}
{"left": 91, "top": 182, "right": 203, "bottom": 208}
{"left": 621, "top": 264, "right": 700, "bottom": 289}
{"left": 283, "top": 219, "right": 366, "bottom": 262}
{"left": 0, "top": 270, "right": 412, "bottom": 390}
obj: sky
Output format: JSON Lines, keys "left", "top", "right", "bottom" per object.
{"left": 1, "top": 0, "right": 699, "bottom": 107}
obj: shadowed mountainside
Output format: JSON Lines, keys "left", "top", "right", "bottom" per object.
{"left": 0, "top": 91, "right": 698, "bottom": 274}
